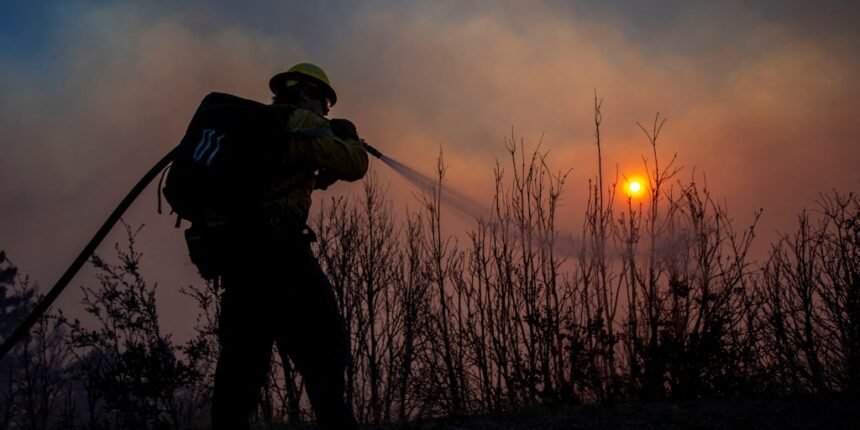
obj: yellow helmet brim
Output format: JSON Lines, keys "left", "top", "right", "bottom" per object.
{"left": 269, "top": 63, "right": 337, "bottom": 106}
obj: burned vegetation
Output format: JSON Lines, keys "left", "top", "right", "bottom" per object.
{"left": 1, "top": 103, "right": 858, "bottom": 429}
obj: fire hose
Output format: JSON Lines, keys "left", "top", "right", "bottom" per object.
{"left": 0, "top": 141, "right": 383, "bottom": 362}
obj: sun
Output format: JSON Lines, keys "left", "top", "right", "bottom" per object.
{"left": 625, "top": 178, "right": 645, "bottom": 198}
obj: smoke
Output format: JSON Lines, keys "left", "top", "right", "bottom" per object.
{"left": 1, "top": 0, "right": 859, "bottom": 335}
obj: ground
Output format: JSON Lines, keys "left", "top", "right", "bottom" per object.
{"left": 394, "top": 394, "right": 859, "bottom": 430}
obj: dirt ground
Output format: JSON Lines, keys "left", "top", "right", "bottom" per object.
{"left": 397, "top": 394, "right": 860, "bottom": 430}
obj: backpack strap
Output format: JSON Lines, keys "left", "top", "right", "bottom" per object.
{"left": 156, "top": 163, "right": 172, "bottom": 215}
{"left": 155, "top": 163, "right": 184, "bottom": 228}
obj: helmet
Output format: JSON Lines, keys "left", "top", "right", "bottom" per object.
{"left": 269, "top": 63, "right": 337, "bottom": 107}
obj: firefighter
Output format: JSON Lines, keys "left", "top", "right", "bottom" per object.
{"left": 211, "top": 63, "right": 366, "bottom": 430}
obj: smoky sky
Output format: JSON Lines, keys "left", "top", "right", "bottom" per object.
{"left": 1, "top": 0, "right": 858, "bottom": 335}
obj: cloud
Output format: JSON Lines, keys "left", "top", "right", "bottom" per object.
{"left": 324, "top": 1, "right": 860, "bottom": 238}
{"left": 0, "top": 1, "right": 858, "bottom": 335}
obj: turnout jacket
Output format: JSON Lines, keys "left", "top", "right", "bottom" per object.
{"left": 260, "top": 104, "right": 369, "bottom": 234}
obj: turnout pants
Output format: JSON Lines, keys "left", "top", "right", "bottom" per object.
{"left": 212, "top": 242, "right": 357, "bottom": 430}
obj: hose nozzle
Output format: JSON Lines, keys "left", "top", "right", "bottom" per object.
{"left": 362, "top": 140, "right": 383, "bottom": 159}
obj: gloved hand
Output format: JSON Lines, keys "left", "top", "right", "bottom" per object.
{"left": 329, "top": 118, "right": 359, "bottom": 140}
{"left": 314, "top": 168, "right": 338, "bottom": 190}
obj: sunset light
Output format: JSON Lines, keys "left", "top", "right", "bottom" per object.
{"left": 1, "top": 1, "right": 859, "bottom": 428}
{"left": 625, "top": 178, "right": 645, "bottom": 198}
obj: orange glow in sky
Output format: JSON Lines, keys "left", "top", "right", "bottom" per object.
{"left": 625, "top": 178, "right": 645, "bottom": 198}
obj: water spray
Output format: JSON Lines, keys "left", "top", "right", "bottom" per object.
{"left": 364, "top": 141, "right": 578, "bottom": 257}
{"left": 363, "top": 141, "right": 487, "bottom": 221}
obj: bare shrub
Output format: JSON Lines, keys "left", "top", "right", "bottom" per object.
{"left": 759, "top": 191, "right": 860, "bottom": 394}
{"left": 66, "top": 223, "right": 196, "bottom": 430}
{"left": 8, "top": 97, "right": 859, "bottom": 429}
{"left": 0, "top": 251, "right": 71, "bottom": 430}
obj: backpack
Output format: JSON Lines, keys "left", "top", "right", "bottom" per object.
{"left": 162, "top": 92, "right": 292, "bottom": 278}
{"left": 163, "top": 92, "right": 289, "bottom": 222}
